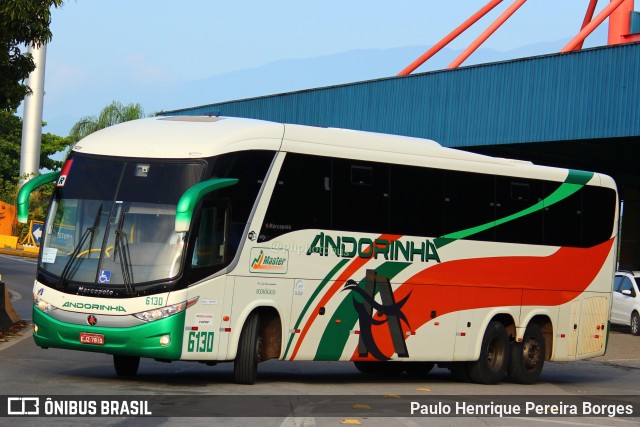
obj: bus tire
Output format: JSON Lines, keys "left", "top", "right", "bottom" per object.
{"left": 113, "top": 355, "right": 140, "bottom": 377}
{"left": 631, "top": 312, "right": 640, "bottom": 336}
{"left": 508, "top": 323, "right": 545, "bottom": 384}
{"left": 467, "top": 321, "right": 510, "bottom": 384}
{"left": 234, "top": 312, "right": 260, "bottom": 385}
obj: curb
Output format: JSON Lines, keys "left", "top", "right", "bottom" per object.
{"left": 0, "top": 322, "right": 32, "bottom": 353}
{"left": 1, "top": 281, "right": 21, "bottom": 329}
{"left": 0, "top": 248, "right": 39, "bottom": 259}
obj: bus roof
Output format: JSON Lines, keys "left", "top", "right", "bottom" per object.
{"left": 71, "top": 116, "right": 285, "bottom": 158}
{"left": 74, "top": 116, "right": 503, "bottom": 164}
{"left": 70, "top": 116, "right": 612, "bottom": 187}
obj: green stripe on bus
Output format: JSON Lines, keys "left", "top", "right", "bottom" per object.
{"left": 313, "top": 262, "right": 411, "bottom": 361}
{"left": 282, "top": 259, "right": 349, "bottom": 359}
{"left": 434, "top": 170, "right": 594, "bottom": 249}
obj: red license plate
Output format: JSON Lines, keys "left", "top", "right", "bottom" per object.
{"left": 80, "top": 332, "right": 104, "bottom": 345}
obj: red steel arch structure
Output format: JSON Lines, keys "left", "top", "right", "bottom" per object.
{"left": 399, "top": 0, "right": 640, "bottom": 75}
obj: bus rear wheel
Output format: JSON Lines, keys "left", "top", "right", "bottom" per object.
{"left": 113, "top": 355, "right": 140, "bottom": 377}
{"left": 234, "top": 312, "right": 261, "bottom": 385}
{"left": 467, "top": 321, "right": 510, "bottom": 384}
{"left": 508, "top": 323, "right": 545, "bottom": 384}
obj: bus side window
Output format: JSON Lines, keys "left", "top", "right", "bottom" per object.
{"left": 332, "top": 158, "right": 389, "bottom": 233}
{"left": 495, "top": 177, "right": 544, "bottom": 245}
{"left": 191, "top": 201, "right": 229, "bottom": 269}
{"left": 543, "top": 181, "right": 582, "bottom": 247}
{"left": 259, "top": 153, "right": 331, "bottom": 242}
{"left": 443, "top": 170, "right": 495, "bottom": 241}
{"left": 389, "top": 164, "right": 444, "bottom": 238}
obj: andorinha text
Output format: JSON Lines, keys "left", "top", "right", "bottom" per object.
{"left": 307, "top": 232, "right": 441, "bottom": 263}
{"left": 62, "top": 301, "right": 126, "bottom": 312}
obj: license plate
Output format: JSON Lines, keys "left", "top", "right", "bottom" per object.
{"left": 80, "top": 332, "right": 104, "bottom": 346}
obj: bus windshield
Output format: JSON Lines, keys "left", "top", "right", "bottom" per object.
{"left": 40, "top": 156, "right": 206, "bottom": 290}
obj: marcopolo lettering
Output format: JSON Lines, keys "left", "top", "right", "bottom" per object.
{"left": 306, "top": 232, "right": 440, "bottom": 263}
{"left": 62, "top": 301, "right": 127, "bottom": 312}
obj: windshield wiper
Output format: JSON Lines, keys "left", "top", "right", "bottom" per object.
{"left": 113, "top": 206, "right": 134, "bottom": 294}
{"left": 58, "top": 204, "right": 102, "bottom": 287}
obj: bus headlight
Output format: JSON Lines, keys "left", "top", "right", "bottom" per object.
{"left": 133, "top": 297, "right": 198, "bottom": 322}
{"left": 33, "top": 295, "right": 58, "bottom": 313}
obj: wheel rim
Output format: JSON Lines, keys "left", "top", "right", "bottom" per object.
{"left": 632, "top": 315, "right": 639, "bottom": 334}
{"left": 522, "top": 338, "right": 542, "bottom": 370}
{"left": 486, "top": 336, "right": 506, "bottom": 372}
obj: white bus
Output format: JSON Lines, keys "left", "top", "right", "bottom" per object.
{"left": 19, "top": 116, "right": 618, "bottom": 385}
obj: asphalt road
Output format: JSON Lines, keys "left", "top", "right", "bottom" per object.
{"left": 1, "top": 253, "right": 639, "bottom": 427}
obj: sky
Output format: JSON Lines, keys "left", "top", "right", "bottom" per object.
{"left": 32, "top": 0, "right": 613, "bottom": 139}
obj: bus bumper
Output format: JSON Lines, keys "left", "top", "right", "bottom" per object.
{"left": 32, "top": 308, "right": 184, "bottom": 360}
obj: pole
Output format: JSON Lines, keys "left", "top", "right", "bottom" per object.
{"left": 19, "top": 43, "right": 47, "bottom": 183}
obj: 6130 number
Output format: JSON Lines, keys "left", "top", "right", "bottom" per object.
{"left": 187, "top": 331, "right": 214, "bottom": 352}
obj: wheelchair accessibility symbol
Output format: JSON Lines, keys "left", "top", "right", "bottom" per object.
{"left": 98, "top": 270, "right": 111, "bottom": 284}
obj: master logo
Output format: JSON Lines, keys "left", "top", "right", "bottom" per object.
{"left": 250, "top": 248, "right": 289, "bottom": 274}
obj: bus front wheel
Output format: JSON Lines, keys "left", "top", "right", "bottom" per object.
{"left": 467, "top": 321, "right": 510, "bottom": 384}
{"left": 113, "top": 355, "right": 140, "bottom": 377}
{"left": 234, "top": 313, "right": 261, "bottom": 385}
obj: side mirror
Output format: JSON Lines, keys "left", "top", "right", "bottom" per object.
{"left": 17, "top": 171, "right": 61, "bottom": 223}
{"left": 175, "top": 178, "right": 238, "bottom": 232}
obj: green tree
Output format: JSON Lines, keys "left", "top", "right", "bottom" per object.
{"left": 0, "top": 0, "right": 64, "bottom": 111}
{"left": 69, "top": 101, "right": 146, "bottom": 142}
{"left": 0, "top": 110, "right": 69, "bottom": 236}
{"left": 0, "top": 110, "right": 69, "bottom": 193}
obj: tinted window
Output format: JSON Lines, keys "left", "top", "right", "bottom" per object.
{"left": 543, "top": 184, "right": 582, "bottom": 247}
{"left": 56, "top": 157, "right": 124, "bottom": 201}
{"left": 389, "top": 165, "right": 444, "bottom": 237}
{"left": 209, "top": 150, "right": 275, "bottom": 226}
{"left": 333, "top": 158, "right": 388, "bottom": 233}
{"left": 260, "top": 153, "right": 331, "bottom": 242}
{"left": 582, "top": 186, "right": 616, "bottom": 247}
{"left": 443, "top": 171, "right": 495, "bottom": 241}
{"left": 494, "top": 177, "right": 544, "bottom": 245}
{"left": 117, "top": 162, "right": 206, "bottom": 204}
{"left": 258, "top": 153, "right": 615, "bottom": 249}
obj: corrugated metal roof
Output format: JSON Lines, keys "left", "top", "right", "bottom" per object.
{"left": 162, "top": 43, "right": 640, "bottom": 149}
